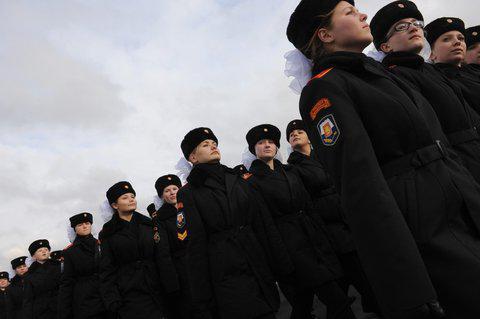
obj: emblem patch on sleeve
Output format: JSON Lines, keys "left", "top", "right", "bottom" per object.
{"left": 310, "top": 98, "right": 332, "bottom": 120}
{"left": 317, "top": 114, "right": 340, "bottom": 146}
{"left": 176, "top": 211, "right": 186, "bottom": 229}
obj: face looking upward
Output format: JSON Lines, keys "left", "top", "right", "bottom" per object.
{"left": 381, "top": 18, "right": 425, "bottom": 54}
{"left": 188, "top": 139, "right": 221, "bottom": 165}
{"left": 33, "top": 247, "right": 50, "bottom": 262}
{"left": 288, "top": 129, "right": 310, "bottom": 150}
{"left": 255, "top": 139, "right": 277, "bottom": 162}
{"left": 112, "top": 193, "right": 137, "bottom": 214}
{"left": 318, "top": 1, "right": 372, "bottom": 54}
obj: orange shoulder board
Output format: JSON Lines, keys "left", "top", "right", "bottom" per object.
{"left": 242, "top": 173, "right": 253, "bottom": 180}
{"left": 309, "top": 67, "right": 334, "bottom": 83}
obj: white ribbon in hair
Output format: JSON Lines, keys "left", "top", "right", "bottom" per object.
{"left": 175, "top": 157, "right": 192, "bottom": 185}
{"left": 153, "top": 195, "right": 163, "bottom": 210}
{"left": 98, "top": 200, "right": 115, "bottom": 226}
{"left": 284, "top": 49, "right": 313, "bottom": 95}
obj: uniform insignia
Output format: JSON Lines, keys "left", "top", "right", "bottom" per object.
{"left": 398, "top": 3, "right": 405, "bottom": 8}
{"left": 473, "top": 31, "right": 478, "bottom": 36}
{"left": 153, "top": 231, "right": 160, "bottom": 243}
{"left": 446, "top": 19, "right": 453, "bottom": 23}
{"left": 176, "top": 202, "right": 184, "bottom": 210}
{"left": 242, "top": 173, "right": 253, "bottom": 180}
{"left": 317, "top": 114, "right": 340, "bottom": 146}
{"left": 177, "top": 230, "right": 188, "bottom": 241}
{"left": 310, "top": 98, "right": 332, "bottom": 120}
{"left": 310, "top": 67, "right": 334, "bottom": 82}
{"left": 177, "top": 211, "right": 186, "bottom": 228}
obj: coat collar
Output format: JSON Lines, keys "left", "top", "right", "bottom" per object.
{"left": 383, "top": 51, "right": 424, "bottom": 69}
{"left": 287, "top": 150, "right": 309, "bottom": 165}
{"left": 157, "top": 203, "right": 177, "bottom": 221}
{"left": 99, "top": 211, "right": 152, "bottom": 240}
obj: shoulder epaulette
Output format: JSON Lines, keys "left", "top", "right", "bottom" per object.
{"left": 242, "top": 173, "right": 253, "bottom": 180}
{"left": 309, "top": 67, "right": 334, "bottom": 83}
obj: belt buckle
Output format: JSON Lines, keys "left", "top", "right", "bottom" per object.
{"left": 435, "top": 140, "right": 446, "bottom": 157}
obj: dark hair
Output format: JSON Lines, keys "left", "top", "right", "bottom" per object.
{"left": 303, "top": 10, "right": 335, "bottom": 63}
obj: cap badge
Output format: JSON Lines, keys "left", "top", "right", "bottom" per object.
{"left": 204, "top": 129, "right": 209, "bottom": 134}
{"left": 398, "top": 3, "right": 405, "bottom": 8}
{"left": 293, "top": 122, "right": 296, "bottom": 125}
{"left": 167, "top": 177, "right": 172, "bottom": 180}
{"left": 124, "top": 185, "right": 129, "bottom": 189}
{"left": 473, "top": 32, "right": 478, "bottom": 36}
{"left": 447, "top": 19, "right": 453, "bottom": 23}
{"left": 83, "top": 213, "right": 87, "bottom": 217}
{"left": 263, "top": 128, "right": 268, "bottom": 132}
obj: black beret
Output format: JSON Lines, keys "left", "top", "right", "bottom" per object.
{"left": 11, "top": 256, "right": 28, "bottom": 269}
{"left": 466, "top": 26, "right": 480, "bottom": 48}
{"left": 181, "top": 127, "right": 218, "bottom": 160}
{"left": 246, "top": 124, "right": 281, "bottom": 155}
{"left": 287, "top": 0, "right": 354, "bottom": 57}
{"left": 50, "top": 250, "right": 63, "bottom": 261}
{"left": 286, "top": 119, "right": 306, "bottom": 142}
{"left": 155, "top": 174, "right": 182, "bottom": 197}
{"left": 28, "top": 239, "right": 50, "bottom": 256}
{"left": 425, "top": 17, "right": 465, "bottom": 46}
{"left": 370, "top": 1, "right": 424, "bottom": 50}
{"left": 106, "top": 181, "right": 136, "bottom": 204}
{"left": 0, "top": 272, "right": 9, "bottom": 280}
{"left": 146, "top": 203, "right": 156, "bottom": 217}
{"left": 69, "top": 212, "right": 93, "bottom": 228}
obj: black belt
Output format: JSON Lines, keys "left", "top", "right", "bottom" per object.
{"left": 447, "top": 127, "right": 479, "bottom": 146}
{"left": 381, "top": 141, "right": 447, "bottom": 178}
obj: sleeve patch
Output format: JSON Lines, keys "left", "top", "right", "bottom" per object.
{"left": 317, "top": 114, "right": 340, "bottom": 146}
{"left": 176, "top": 211, "right": 186, "bottom": 228}
{"left": 177, "top": 230, "right": 188, "bottom": 241}
{"left": 310, "top": 97, "right": 332, "bottom": 120}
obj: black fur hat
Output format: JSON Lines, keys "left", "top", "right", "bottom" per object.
{"left": 69, "top": 212, "right": 93, "bottom": 228}
{"left": 246, "top": 124, "right": 281, "bottom": 155}
{"left": 106, "top": 181, "right": 136, "bottom": 204}
{"left": 425, "top": 17, "right": 465, "bottom": 46}
{"left": 181, "top": 127, "right": 218, "bottom": 160}
{"left": 286, "top": 119, "right": 306, "bottom": 142}
{"left": 155, "top": 174, "right": 182, "bottom": 197}
{"left": 466, "top": 26, "right": 480, "bottom": 48}
{"left": 11, "top": 256, "right": 27, "bottom": 270}
{"left": 287, "top": 0, "right": 354, "bottom": 58}
{"left": 28, "top": 239, "right": 50, "bottom": 256}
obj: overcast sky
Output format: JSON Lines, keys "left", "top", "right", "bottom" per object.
{"left": 0, "top": 0, "right": 476, "bottom": 270}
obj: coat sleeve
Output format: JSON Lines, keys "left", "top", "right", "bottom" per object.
{"left": 176, "top": 187, "right": 214, "bottom": 319}
{"left": 98, "top": 238, "right": 123, "bottom": 313}
{"left": 154, "top": 221, "right": 180, "bottom": 294}
{"left": 57, "top": 250, "right": 74, "bottom": 319}
{"left": 22, "top": 279, "right": 33, "bottom": 319}
{"left": 299, "top": 75, "right": 437, "bottom": 317}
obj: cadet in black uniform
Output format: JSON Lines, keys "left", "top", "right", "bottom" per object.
{"left": 464, "top": 26, "right": 480, "bottom": 79}
{"left": 176, "top": 127, "right": 285, "bottom": 319}
{"left": 287, "top": 0, "right": 480, "bottom": 318}
{"left": 245, "top": 124, "right": 355, "bottom": 319}
{"left": 23, "top": 239, "right": 61, "bottom": 319}
{"left": 9, "top": 257, "right": 28, "bottom": 319}
{"left": 370, "top": 1, "right": 480, "bottom": 183}
{"left": 425, "top": 18, "right": 480, "bottom": 125}
{"left": 99, "top": 181, "right": 176, "bottom": 319}
{"left": 153, "top": 174, "right": 192, "bottom": 319}
{"left": 0, "top": 272, "right": 11, "bottom": 319}
{"left": 57, "top": 212, "right": 108, "bottom": 319}
{"left": 285, "top": 120, "right": 379, "bottom": 315}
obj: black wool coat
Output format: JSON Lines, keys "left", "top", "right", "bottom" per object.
{"left": 462, "top": 63, "right": 480, "bottom": 81}
{"left": 99, "top": 211, "right": 178, "bottom": 319}
{"left": 287, "top": 150, "right": 355, "bottom": 254}
{"left": 383, "top": 52, "right": 480, "bottom": 184}
{"left": 247, "top": 159, "right": 342, "bottom": 288}
{"left": 57, "top": 234, "right": 108, "bottom": 319}
{"left": 436, "top": 63, "right": 480, "bottom": 128}
{"left": 300, "top": 51, "right": 480, "bottom": 319}
{"left": 154, "top": 202, "right": 192, "bottom": 319}
{"left": 176, "top": 163, "right": 289, "bottom": 319}
{"left": 23, "top": 260, "right": 61, "bottom": 319}
{"left": 0, "top": 287, "right": 12, "bottom": 319}
{"left": 7, "top": 276, "right": 24, "bottom": 319}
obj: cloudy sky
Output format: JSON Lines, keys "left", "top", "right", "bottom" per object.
{"left": 0, "top": 0, "right": 476, "bottom": 270}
